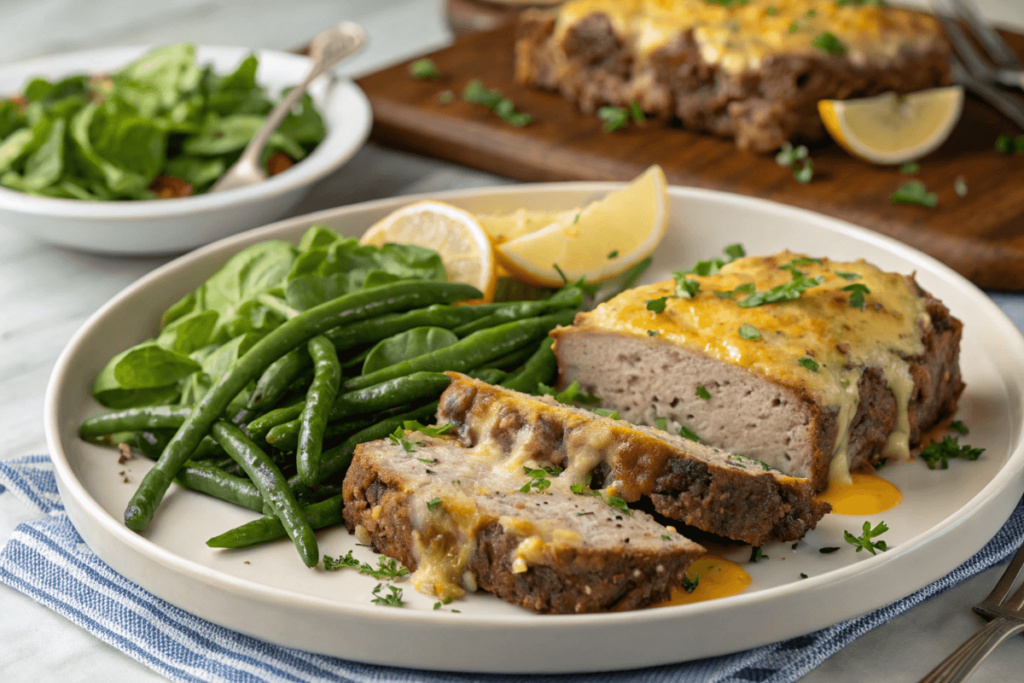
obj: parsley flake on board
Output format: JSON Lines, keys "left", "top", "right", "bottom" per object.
{"left": 798, "top": 356, "right": 820, "bottom": 372}
{"left": 995, "top": 134, "right": 1024, "bottom": 154}
{"left": 844, "top": 521, "right": 889, "bottom": 555}
{"left": 629, "top": 100, "right": 646, "bottom": 123}
{"left": 426, "top": 497, "right": 443, "bottom": 511}
{"left": 899, "top": 162, "right": 919, "bottom": 174}
{"left": 920, "top": 436, "right": 984, "bottom": 470}
{"left": 954, "top": 176, "right": 968, "bottom": 197}
{"left": 371, "top": 583, "right": 404, "bottom": 607}
{"left": 462, "top": 79, "right": 532, "bottom": 127}
{"left": 538, "top": 380, "right": 600, "bottom": 405}
{"left": 891, "top": 180, "right": 938, "bottom": 208}
{"left": 842, "top": 283, "right": 871, "bottom": 311}
{"left": 738, "top": 323, "right": 762, "bottom": 340}
{"left": 646, "top": 296, "right": 669, "bottom": 313}
{"left": 408, "top": 58, "right": 441, "bottom": 80}
{"left": 403, "top": 420, "right": 453, "bottom": 437}
{"left": 696, "top": 385, "right": 712, "bottom": 400}
{"left": 437, "top": 90, "right": 454, "bottom": 105}
{"left": 750, "top": 546, "right": 769, "bottom": 562}
{"left": 682, "top": 574, "right": 700, "bottom": 593}
{"left": 679, "top": 425, "right": 700, "bottom": 442}
{"left": 776, "top": 142, "right": 814, "bottom": 184}
{"left": 323, "top": 550, "right": 361, "bottom": 571}
{"left": 598, "top": 106, "right": 629, "bottom": 132}
{"left": 593, "top": 408, "right": 620, "bottom": 419}
{"left": 389, "top": 426, "right": 417, "bottom": 453}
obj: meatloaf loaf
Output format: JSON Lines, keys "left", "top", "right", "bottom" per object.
{"left": 343, "top": 432, "right": 703, "bottom": 613}
{"left": 551, "top": 251, "right": 964, "bottom": 492}
{"left": 515, "top": 0, "right": 950, "bottom": 151}
{"left": 438, "top": 372, "right": 830, "bottom": 545}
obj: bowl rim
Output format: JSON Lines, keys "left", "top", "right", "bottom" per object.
{"left": 0, "top": 44, "right": 371, "bottom": 219}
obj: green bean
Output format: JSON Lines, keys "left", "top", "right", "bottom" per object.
{"left": 80, "top": 406, "right": 190, "bottom": 438}
{"left": 287, "top": 401, "right": 439, "bottom": 499}
{"left": 206, "top": 494, "right": 345, "bottom": 549}
{"left": 247, "top": 347, "right": 311, "bottom": 411}
{"left": 211, "top": 421, "right": 319, "bottom": 567}
{"left": 124, "top": 280, "right": 480, "bottom": 532}
{"left": 480, "top": 343, "right": 537, "bottom": 371}
{"left": 323, "top": 303, "right": 501, "bottom": 351}
{"left": 245, "top": 401, "right": 305, "bottom": 442}
{"left": 467, "top": 368, "right": 508, "bottom": 384}
{"left": 297, "top": 336, "right": 342, "bottom": 487}
{"left": 341, "top": 347, "right": 371, "bottom": 370}
{"left": 501, "top": 337, "right": 557, "bottom": 394}
{"left": 341, "top": 310, "right": 574, "bottom": 393}
{"left": 451, "top": 287, "right": 583, "bottom": 337}
{"left": 174, "top": 461, "right": 266, "bottom": 513}
{"left": 191, "top": 435, "right": 228, "bottom": 461}
{"left": 265, "top": 373, "right": 451, "bottom": 445}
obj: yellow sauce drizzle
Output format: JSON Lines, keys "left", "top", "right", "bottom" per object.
{"left": 817, "top": 471, "right": 902, "bottom": 515}
{"left": 653, "top": 555, "right": 751, "bottom": 607}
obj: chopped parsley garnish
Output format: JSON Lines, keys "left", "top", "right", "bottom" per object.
{"left": 842, "top": 283, "right": 871, "bottom": 311}
{"left": 674, "top": 274, "right": 702, "bottom": 299}
{"left": 738, "top": 262, "right": 823, "bottom": 307}
{"left": 791, "top": 542, "right": 799, "bottom": 550}
{"left": 766, "top": 6, "right": 779, "bottom": 15}
{"left": 891, "top": 180, "right": 937, "bottom": 208}
{"left": 629, "top": 100, "right": 645, "bottom": 123}
{"left": 844, "top": 520, "right": 889, "bottom": 555}
{"left": 426, "top": 497, "right": 442, "bottom": 511}
{"left": 574, "top": 213, "right": 580, "bottom": 224}
{"left": 389, "top": 426, "right": 417, "bottom": 453}
{"left": 433, "top": 602, "right": 441, "bottom": 610}
{"left": 812, "top": 31, "right": 846, "bottom": 56}
{"left": 788, "top": 22, "right": 800, "bottom": 33}
{"left": 800, "top": 573, "right": 809, "bottom": 579}
{"left": 647, "top": 330, "right": 659, "bottom": 337}
{"left": 798, "top": 355, "right": 820, "bottom": 372}
{"left": 679, "top": 425, "right": 700, "bottom": 442}
{"left": 598, "top": 105, "right": 629, "bottom": 132}
{"left": 696, "top": 385, "right": 711, "bottom": 400}
{"left": 790, "top": 257, "right": 823, "bottom": 266}
{"left": 995, "top": 134, "right": 1024, "bottom": 154}
{"left": 646, "top": 296, "right": 669, "bottom": 313}
{"left": 819, "top": 547, "right": 840, "bottom": 554}
{"left": 951, "top": 420, "right": 969, "bottom": 435}
{"left": 955, "top": 176, "right": 968, "bottom": 197}
{"left": 577, "top": 511, "right": 595, "bottom": 516}
{"left": 371, "top": 583, "right": 404, "bottom": 607}
{"left": 661, "top": 534, "right": 672, "bottom": 541}
{"left": 361, "top": 556, "right": 412, "bottom": 580}
{"left": 683, "top": 244, "right": 746, "bottom": 278}
{"left": 920, "top": 436, "right": 984, "bottom": 470}
{"left": 323, "top": 550, "right": 361, "bottom": 571}
{"left": 409, "top": 58, "right": 441, "bottom": 80}
{"left": 438, "top": 90, "right": 454, "bottom": 105}
{"left": 593, "top": 408, "right": 620, "bottom": 419}
{"left": 538, "top": 380, "right": 600, "bottom": 405}
{"left": 655, "top": 417, "right": 667, "bottom": 431}
{"left": 607, "top": 250, "right": 619, "bottom": 259}
{"left": 462, "top": 79, "right": 532, "bottom": 127}
{"left": 899, "top": 162, "right": 919, "bottom": 174}
{"left": 416, "top": 458, "right": 436, "bottom": 464}
{"left": 715, "top": 283, "right": 756, "bottom": 300}
{"left": 704, "top": 0, "right": 750, "bottom": 6}
{"left": 570, "top": 480, "right": 632, "bottom": 516}
{"left": 403, "top": 420, "right": 453, "bottom": 437}
{"left": 776, "top": 141, "right": 814, "bottom": 183}
{"left": 682, "top": 574, "right": 700, "bottom": 593}
{"left": 738, "top": 323, "right": 762, "bottom": 340}
{"left": 836, "top": 271, "right": 861, "bottom": 281}
{"left": 750, "top": 546, "right": 769, "bottom": 562}
{"left": 874, "top": 459, "right": 887, "bottom": 470}
{"left": 520, "top": 464, "right": 563, "bottom": 493}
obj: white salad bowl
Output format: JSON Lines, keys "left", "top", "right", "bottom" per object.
{"left": 0, "top": 45, "right": 371, "bottom": 255}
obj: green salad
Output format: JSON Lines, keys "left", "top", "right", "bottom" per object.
{"left": 0, "top": 43, "right": 326, "bottom": 200}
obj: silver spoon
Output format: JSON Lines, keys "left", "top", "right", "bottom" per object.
{"left": 210, "top": 22, "right": 367, "bottom": 193}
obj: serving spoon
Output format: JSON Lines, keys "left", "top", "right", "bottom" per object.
{"left": 209, "top": 22, "right": 367, "bottom": 193}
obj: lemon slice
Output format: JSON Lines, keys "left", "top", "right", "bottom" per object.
{"left": 496, "top": 165, "right": 668, "bottom": 287}
{"left": 818, "top": 86, "right": 964, "bottom": 165}
{"left": 477, "top": 208, "right": 578, "bottom": 245}
{"left": 360, "top": 200, "right": 497, "bottom": 303}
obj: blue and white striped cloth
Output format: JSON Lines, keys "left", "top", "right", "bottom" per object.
{"left": 2, "top": 454, "right": 1023, "bottom": 683}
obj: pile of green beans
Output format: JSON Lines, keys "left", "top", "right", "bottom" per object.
{"left": 79, "top": 279, "right": 579, "bottom": 567}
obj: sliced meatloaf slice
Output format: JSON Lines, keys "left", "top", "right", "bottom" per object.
{"left": 515, "top": 1, "right": 950, "bottom": 152}
{"left": 551, "top": 252, "right": 964, "bottom": 492}
{"left": 437, "top": 373, "right": 830, "bottom": 546}
{"left": 342, "top": 433, "right": 703, "bottom": 614}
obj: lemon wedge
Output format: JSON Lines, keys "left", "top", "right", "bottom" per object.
{"left": 360, "top": 200, "right": 497, "bottom": 303}
{"left": 818, "top": 86, "right": 964, "bottom": 165}
{"left": 495, "top": 165, "right": 668, "bottom": 287}
{"left": 477, "top": 208, "right": 578, "bottom": 246}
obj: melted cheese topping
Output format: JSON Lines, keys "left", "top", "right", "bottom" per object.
{"left": 652, "top": 555, "right": 751, "bottom": 606}
{"left": 581, "top": 252, "right": 929, "bottom": 483}
{"left": 555, "top": 0, "right": 942, "bottom": 73}
{"left": 818, "top": 470, "right": 902, "bottom": 515}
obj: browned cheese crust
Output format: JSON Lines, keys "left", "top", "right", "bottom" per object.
{"left": 515, "top": 9, "right": 950, "bottom": 152}
{"left": 438, "top": 373, "right": 830, "bottom": 545}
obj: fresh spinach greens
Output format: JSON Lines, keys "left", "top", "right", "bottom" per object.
{"left": 362, "top": 326, "right": 459, "bottom": 376}
{"left": 0, "top": 43, "right": 325, "bottom": 200}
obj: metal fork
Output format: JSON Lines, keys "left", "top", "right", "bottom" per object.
{"left": 920, "top": 542, "right": 1024, "bottom": 682}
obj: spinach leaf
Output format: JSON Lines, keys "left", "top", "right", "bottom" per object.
{"left": 112, "top": 343, "right": 202, "bottom": 389}
{"left": 113, "top": 43, "right": 202, "bottom": 117}
{"left": 69, "top": 104, "right": 152, "bottom": 198}
{"left": 0, "top": 100, "right": 26, "bottom": 139}
{"left": 183, "top": 114, "right": 304, "bottom": 160}
{"left": 162, "top": 156, "right": 225, "bottom": 190}
{"left": 20, "top": 118, "right": 65, "bottom": 191}
{"left": 0, "top": 128, "right": 34, "bottom": 173}
{"left": 363, "top": 327, "right": 459, "bottom": 375}
{"left": 178, "top": 333, "right": 258, "bottom": 406}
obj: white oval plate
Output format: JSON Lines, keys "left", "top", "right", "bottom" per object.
{"left": 0, "top": 46, "right": 371, "bottom": 254}
{"left": 45, "top": 185, "right": 1024, "bottom": 673}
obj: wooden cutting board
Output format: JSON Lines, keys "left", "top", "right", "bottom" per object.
{"left": 356, "top": 22, "right": 1024, "bottom": 291}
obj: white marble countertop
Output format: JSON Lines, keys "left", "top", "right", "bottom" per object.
{"left": 1, "top": 1, "right": 1023, "bottom": 681}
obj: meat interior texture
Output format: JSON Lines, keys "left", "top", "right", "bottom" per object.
{"left": 438, "top": 373, "right": 830, "bottom": 546}
{"left": 515, "top": 3, "right": 950, "bottom": 152}
{"left": 343, "top": 434, "right": 703, "bottom": 614}
{"left": 552, "top": 276, "right": 964, "bottom": 492}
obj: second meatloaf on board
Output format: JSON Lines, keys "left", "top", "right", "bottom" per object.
{"left": 438, "top": 372, "right": 830, "bottom": 546}
{"left": 551, "top": 252, "right": 964, "bottom": 492}
{"left": 515, "top": 0, "right": 950, "bottom": 152}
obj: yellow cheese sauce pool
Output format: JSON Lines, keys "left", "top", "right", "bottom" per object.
{"left": 817, "top": 471, "right": 902, "bottom": 515}
{"left": 653, "top": 555, "right": 751, "bottom": 607}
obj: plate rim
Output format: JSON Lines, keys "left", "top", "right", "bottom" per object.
{"left": 43, "top": 182, "right": 1024, "bottom": 666}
